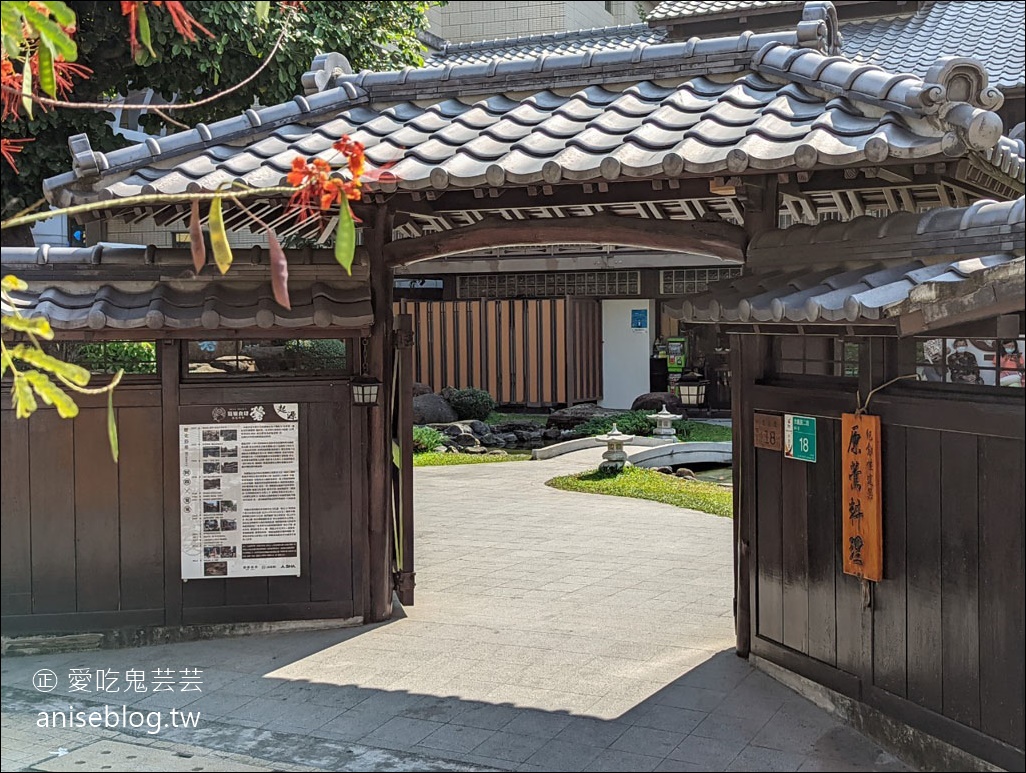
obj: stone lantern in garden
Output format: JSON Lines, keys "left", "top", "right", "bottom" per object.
{"left": 647, "top": 404, "right": 682, "bottom": 438}
{"left": 595, "top": 423, "right": 634, "bottom": 473}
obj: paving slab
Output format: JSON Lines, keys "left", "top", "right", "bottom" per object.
{"left": 2, "top": 449, "right": 911, "bottom": 772}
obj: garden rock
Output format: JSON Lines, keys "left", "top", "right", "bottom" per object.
{"left": 547, "top": 403, "right": 621, "bottom": 430}
{"left": 468, "top": 420, "right": 491, "bottom": 436}
{"left": 675, "top": 467, "right": 697, "bottom": 479}
{"left": 413, "top": 394, "right": 457, "bottom": 424}
{"left": 499, "top": 432, "right": 519, "bottom": 445}
{"left": 462, "top": 446, "right": 487, "bottom": 454}
{"left": 412, "top": 382, "right": 433, "bottom": 398}
{"left": 656, "top": 466, "right": 673, "bottom": 475}
{"left": 542, "top": 428, "right": 562, "bottom": 440}
{"left": 480, "top": 433, "right": 505, "bottom": 447}
{"left": 486, "top": 449, "right": 508, "bottom": 456}
{"left": 454, "top": 433, "right": 480, "bottom": 448}
{"left": 630, "top": 392, "right": 687, "bottom": 415}
{"left": 432, "top": 445, "right": 449, "bottom": 454}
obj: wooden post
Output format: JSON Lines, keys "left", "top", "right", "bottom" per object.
{"left": 394, "top": 314, "right": 416, "bottom": 605}
{"left": 366, "top": 210, "right": 396, "bottom": 622}
{"left": 160, "top": 339, "right": 182, "bottom": 626}
{"left": 732, "top": 333, "right": 770, "bottom": 658}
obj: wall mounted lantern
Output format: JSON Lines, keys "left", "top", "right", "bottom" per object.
{"left": 351, "top": 376, "right": 381, "bottom": 406}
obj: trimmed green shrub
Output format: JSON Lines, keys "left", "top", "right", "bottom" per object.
{"left": 445, "top": 387, "right": 496, "bottom": 421}
{"left": 413, "top": 426, "right": 446, "bottom": 453}
{"left": 68, "top": 341, "right": 157, "bottom": 374}
{"left": 574, "top": 410, "right": 654, "bottom": 437}
{"left": 284, "top": 338, "right": 347, "bottom": 371}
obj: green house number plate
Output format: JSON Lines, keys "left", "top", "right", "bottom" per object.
{"left": 784, "top": 414, "right": 817, "bottom": 463}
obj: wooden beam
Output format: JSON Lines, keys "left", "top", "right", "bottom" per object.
{"left": 383, "top": 214, "right": 748, "bottom": 267}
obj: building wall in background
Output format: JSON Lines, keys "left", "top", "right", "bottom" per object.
{"left": 427, "top": 1, "right": 644, "bottom": 44}
{"left": 600, "top": 298, "right": 654, "bottom": 409}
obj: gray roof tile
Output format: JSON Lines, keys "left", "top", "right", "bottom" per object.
{"left": 434, "top": 3, "right": 1023, "bottom": 92}
{"left": 843, "top": 1, "right": 1025, "bottom": 91}
{"left": 673, "top": 197, "right": 1025, "bottom": 324}
{"left": 3, "top": 281, "right": 372, "bottom": 332}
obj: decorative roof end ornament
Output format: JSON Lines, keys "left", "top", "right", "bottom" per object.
{"left": 302, "top": 52, "right": 354, "bottom": 95}
{"left": 68, "top": 134, "right": 108, "bottom": 180}
{"left": 924, "top": 56, "right": 1004, "bottom": 112}
{"left": 798, "top": 1, "right": 841, "bottom": 55}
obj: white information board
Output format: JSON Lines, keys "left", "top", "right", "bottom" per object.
{"left": 179, "top": 403, "right": 300, "bottom": 580}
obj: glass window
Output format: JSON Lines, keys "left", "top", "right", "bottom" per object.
{"left": 915, "top": 337, "right": 1025, "bottom": 388}
{"left": 42, "top": 341, "right": 158, "bottom": 375}
{"left": 772, "top": 336, "right": 860, "bottom": 379}
{"left": 186, "top": 339, "right": 349, "bottom": 376}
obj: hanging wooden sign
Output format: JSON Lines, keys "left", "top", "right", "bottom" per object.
{"left": 841, "top": 413, "right": 882, "bottom": 581}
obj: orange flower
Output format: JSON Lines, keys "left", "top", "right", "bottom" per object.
{"left": 285, "top": 138, "right": 367, "bottom": 221}
{"left": 154, "top": 1, "right": 213, "bottom": 43}
{"left": 1, "top": 57, "right": 21, "bottom": 121}
{"left": 122, "top": 1, "right": 212, "bottom": 59}
{"left": 29, "top": 54, "right": 91, "bottom": 100}
{"left": 1, "top": 137, "right": 34, "bottom": 173}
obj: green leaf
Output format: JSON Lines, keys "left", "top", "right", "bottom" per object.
{"left": 136, "top": 3, "right": 156, "bottom": 58}
{"left": 2, "top": 274, "right": 28, "bottom": 292}
{"left": 208, "top": 197, "right": 233, "bottom": 274}
{"left": 334, "top": 202, "right": 356, "bottom": 275}
{"left": 36, "top": 43, "right": 56, "bottom": 98}
{"left": 10, "top": 344, "right": 90, "bottom": 386}
{"left": 0, "top": 347, "right": 12, "bottom": 378}
{"left": 1, "top": 4, "right": 24, "bottom": 56}
{"left": 1, "top": 314, "right": 54, "bottom": 339}
{"left": 13, "top": 374, "right": 37, "bottom": 418}
{"left": 20, "top": 2, "right": 77, "bottom": 60}
{"left": 107, "top": 382, "right": 119, "bottom": 463}
{"left": 25, "top": 370, "right": 79, "bottom": 418}
{"left": 20, "top": 60, "right": 32, "bottom": 119}
{"left": 254, "top": 1, "right": 270, "bottom": 23}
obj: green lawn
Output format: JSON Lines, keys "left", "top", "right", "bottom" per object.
{"left": 414, "top": 451, "right": 532, "bottom": 467}
{"left": 546, "top": 466, "right": 733, "bottom": 517}
{"left": 485, "top": 411, "right": 550, "bottom": 426}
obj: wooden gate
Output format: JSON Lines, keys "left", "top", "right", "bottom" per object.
{"left": 395, "top": 297, "right": 602, "bottom": 407}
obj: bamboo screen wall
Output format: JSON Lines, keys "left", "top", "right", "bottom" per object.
{"left": 394, "top": 297, "right": 602, "bottom": 407}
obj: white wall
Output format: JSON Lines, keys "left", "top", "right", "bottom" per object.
{"left": 600, "top": 299, "right": 655, "bottom": 410}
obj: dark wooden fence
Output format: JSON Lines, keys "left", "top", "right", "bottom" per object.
{"left": 732, "top": 334, "right": 1025, "bottom": 771}
{"left": 395, "top": 297, "right": 602, "bottom": 407}
{"left": 1, "top": 343, "right": 366, "bottom": 636}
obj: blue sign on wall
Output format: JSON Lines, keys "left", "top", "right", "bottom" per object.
{"left": 631, "top": 309, "right": 648, "bottom": 330}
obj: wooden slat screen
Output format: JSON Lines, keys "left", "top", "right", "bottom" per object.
{"left": 396, "top": 297, "right": 602, "bottom": 407}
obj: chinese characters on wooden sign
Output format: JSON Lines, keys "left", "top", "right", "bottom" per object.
{"left": 841, "top": 413, "right": 882, "bottom": 581}
{"left": 753, "top": 413, "right": 783, "bottom": 451}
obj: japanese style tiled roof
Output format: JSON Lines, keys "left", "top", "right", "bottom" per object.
{"left": 43, "top": 4, "right": 1013, "bottom": 242}
{"left": 1, "top": 277, "right": 373, "bottom": 332}
{"left": 842, "top": 1, "right": 1025, "bottom": 91}
{"left": 437, "top": 2, "right": 1025, "bottom": 92}
{"left": 432, "top": 24, "right": 666, "bottom": 66}
{"left": 648, "top": 1, "right": 803, "bottom": 22}
{"left": 670, "top": 197, "right": 1025, "bottom": 325}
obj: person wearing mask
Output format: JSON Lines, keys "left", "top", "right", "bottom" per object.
{"left": 998, "top": 340, "right": 1025, "bottom": 387}
{"left": 946, "top": 338, "right": 982, "bottom": 384}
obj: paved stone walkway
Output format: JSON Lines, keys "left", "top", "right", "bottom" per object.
{"left": 1, "top": 448, "right": 909, "bottom": 772}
